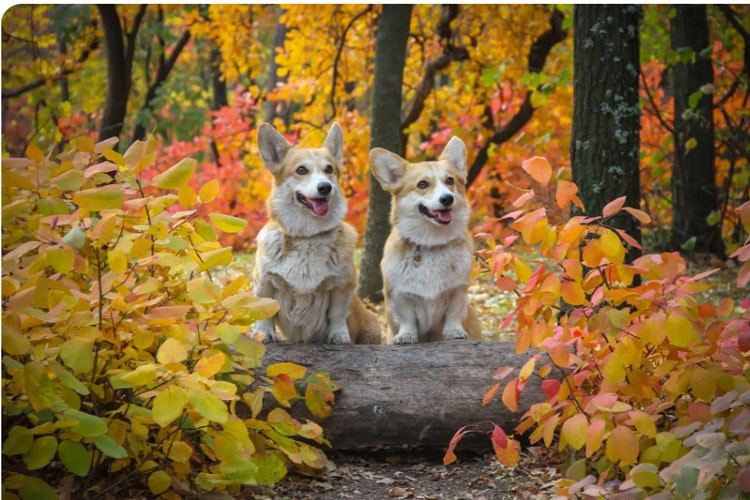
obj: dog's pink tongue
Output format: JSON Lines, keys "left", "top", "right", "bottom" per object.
{"left": 435, "top": 209, "right": 452, "bottom": 223}
{"left": 310, "top": 198, "right": 329, "bottom": 216}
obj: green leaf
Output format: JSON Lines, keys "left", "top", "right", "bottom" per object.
{"left": 60, "top": 338, "right": 94, "bottom": 374}
{"left": 58, "top": 440, "right": 91, "bottom": 477}
{"left": 252, "top": 454, "right": 287, "bottom": 485}
{"left": 61, "top": 226, "right": 86, "bottom": 249}
{"left": 197, "top": 247, "right": 233, "bottom": 271}
{"left": 706, "top": 210, "right": 721, "bottom": 227}
{"left": 62, "top": 408, "right": 108, "bottom": 437}
{"left": 45, "top": 244, "right": 75, "bottom": 274}
{"left": 680, "top": 236, "right": 697, "bottom": 251}
{"left": 3, "top": 426, "right": 34, "bottom": 456}
{"left": 92, "top": 435, "right": 127, "bottom": 458}
{"left": 187, "top": 277, "right": 222, "bottom": 304}
{"left": 152, "top": 385, "right": 186, "bottom": 427}
{"left": 688, "top": 90, "right": 702, "bottom": 109}
{"left": 23, "top": 436, "right": 58, "bottom": 470}
{"left": 209, "top": 213, "right": 248, "bottom": 233}
{"left": 18, "top": 476, "right": 57, "bottom": 500}
{"left": 187, "top": 390, "right": 228, "bottom": 423}
{"left": 676, "top": 465, "right": 698, "bottom": 496}
{"left": 152, "top": 158, "right": 196, "bottom": 189}
{"left": 194, "top": 218, "right": 218, "bottom": 242}
{"left": 49, "top": 362, "right": 90, "bottom": 395}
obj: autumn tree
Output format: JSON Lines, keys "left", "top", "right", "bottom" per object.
{"left": 358, "top": 5, "right": 413, "bottom": 302}
{"left": 669, "top": 5, "right": 725, "bottom": 256}
{"left": 571, "top": 5, "right": 643, "bottom": 258}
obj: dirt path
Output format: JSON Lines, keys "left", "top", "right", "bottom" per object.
{"left": 252, "top": 450, "right": 560, "bottom": 499}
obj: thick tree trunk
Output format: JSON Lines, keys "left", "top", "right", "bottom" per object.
{"left": 97, "top": 5, "right": 130, "bottom": 143}
{"left": 358, "top": 5, "right": 413, "bottom": 303}
{"left": 670, "top": 5, "right": 725, "bottom": 257}
{"left": 264, "top": 7, "right": 290, "bottom": 125}
{"left": 258, "top": 341, "right": 547, "bottom": 451}
{"left": 571, "top": 5, "right": 643, "bottom": 261}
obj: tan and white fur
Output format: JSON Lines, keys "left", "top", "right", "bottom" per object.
{"left": 370, "top": 137, "right": 481, "bottom": 344}
{"left": 252, "top": 122, "right": 381, "bottom": 344}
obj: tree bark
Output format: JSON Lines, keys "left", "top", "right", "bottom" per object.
{"left": 258, "top": 340, "right": 546, "bottom": 451}
{"left": 358, "top": 5, "right": 413, "bottom": 303}
{"left": 97, "top": 5, "right": 130, "bottom": 143}
{"left": 263, "top": 7, "right": 290, "bottom": 126}
{"left": 571, "top": 5, "right": 643, "bottom": 261}
{"left": 669, "top": 5, "right": 725, "bottom": 257}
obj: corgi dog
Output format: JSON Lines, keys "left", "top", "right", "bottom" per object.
{"left": 252, "top": 122, "right": 381, "bottom": 344}
{"left": 370, "top": 137, "right": 481, "bottom": 344}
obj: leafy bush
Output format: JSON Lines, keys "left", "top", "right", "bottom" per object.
{"left": 2, "top": 138, "right": 338, "bottom": 498}
{"left": 447, "top": 157, "right": 750, "bottom": 498}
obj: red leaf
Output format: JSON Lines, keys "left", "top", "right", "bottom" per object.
{"left": 496, "top": 276, "right": 517, "bottom": 291}
{"left": 602, "top": 196, "right": 626, "bottom": 218}
{"left": 542, "top": 379, "right": 561, "bottom": 400}
{"left": 615, "top": 228, "right": 642, "bottom": 250}
{"left": 739, "top": 330, "right": 750, "bottom": 353}
{"left": 444, "top": 427, "right": 469, "bottom": 466}
{"left": 483, "top": 383, "right": 501, "bottom": 406}
{"left": 491, "top": 424, "right": 508, "bottom": 451}
{"left": 521, "top": 157, "right": 553, "bottom": 185}
{"left": 513, "top": 191, "right": 535, "bottom": 208}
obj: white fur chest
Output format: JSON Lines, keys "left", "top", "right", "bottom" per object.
{"left": 255, "top": 225, "right": 353, "bottom": 294}
{"left": 383, "top": 239, "right": 472, "bottom": 299}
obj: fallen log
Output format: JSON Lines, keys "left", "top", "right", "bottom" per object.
{"left": 258, "top": 340, "right": 548, "bottom": 451}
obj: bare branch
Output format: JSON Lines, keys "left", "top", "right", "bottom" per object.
{"left": 328, "top": 6, "right": 372, "bottom": 121}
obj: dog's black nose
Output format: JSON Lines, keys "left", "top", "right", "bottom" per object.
{"left": 439, "top": 193, "right": 454, "bottom": 207}
{"left": 317, "top": 182, "right": 332, "bottom": 195}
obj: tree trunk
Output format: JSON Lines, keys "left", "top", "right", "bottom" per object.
{"left": 571, "top": 5, "right": 643, "bottom": 261}
{"left": 264, "top": 7, "right": 290, "bottom": 125}
{"left": 97, "top": 5, "right": 130, "bottom": 143}
{"left": 257, "top": 341, "right": 546, "bottom": 451}
{"left": 358, "top": 5, "right": 413, "bottom": 303}
{"left": 669, "top": 5, "right": 725, "bottom": 257}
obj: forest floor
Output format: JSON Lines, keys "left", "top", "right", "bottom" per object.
{"left": 223, "top": 252, "right": 742, "bottom": 499}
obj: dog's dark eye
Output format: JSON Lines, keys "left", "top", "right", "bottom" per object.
{"left": 296, "top": 166, "right": 308, "bottom": 175}
{"left": 445, "top": 177, "right": 454, "bottom": 186}
{"left": 324, "top": 164, "right": 334, "bottom": 174}
{"left": 417, "top": 180, "right": 429, "bottom": 189}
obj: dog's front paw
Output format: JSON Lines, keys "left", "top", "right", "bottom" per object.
{"left": 393, "top": 331, "right": 418, "bottom": 344}
{"left": 443, "top": 327, "right": 468, "bottom": 341}
{"left": 251, "top": 329, "right": 276, "bottom": 343}
{"left": 326, "top": 330, "right": 351, "bottom": 344}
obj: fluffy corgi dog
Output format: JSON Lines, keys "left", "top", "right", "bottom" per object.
{"left": 370, "top": 137, "right": 481, "bottom": 344}
{"left": 252, "top": 122, "right": 381, "bottom": 344}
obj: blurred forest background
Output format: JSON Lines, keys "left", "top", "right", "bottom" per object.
{"left": 2, "top": 5, "right": 748, "bottom": 255}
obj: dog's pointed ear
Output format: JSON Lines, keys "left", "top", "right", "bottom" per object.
{"left": 439, "top": 136, "right": 467, "bottom": 175}
{"left": 257, "top": 123, "right": 291, "bottom": 173}
{"left": 323, "top": 122, "right": 343, "bottom": 165}
{"left": 369, "top": 148, "right": 407, "bottom": 193}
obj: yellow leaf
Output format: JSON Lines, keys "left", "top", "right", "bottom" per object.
{"left": 199, "top": 179, "right": 220, "bottom": 203}
{"left": 629, "top": 410, "right": 657, "bottom": 438}
{"left": 73, "top": 185, "right": 124, "bottom": 211}
{"left": 152, "top": 158, "right": 196, "bottom": 189}
{"left": 120, "top": 363, "right": 159, "bottom": 386}
{"left": 518, "top": 357, "right": 536, "bottom": 382}
{"left": 586, "top": 419, "right": 605, "bottom": 457}
{"left": 152, "top": 385, "right": 186, "bottom": 427}
{"left": 148, "top": 470, "right": 172, "bottom": 495}
{"left": 77, "top": 136, "right": 94, "bottom": 153}
{"left": 187, "top": 389, "right": 228, "bottom": 423}
{"left": 196, "top": 247, "right": 233, "bottom": 271}
{"left": 2, "top": 328, "right": 31, "bottom": 355}
{"left": 640, "top": 313, "right": 667, "bottom": 345}
{"left": 167, "top": 441, "right": 192, "bottom": 463}
{"left": 271, "top": 374, "right": 297, "bottom": 406}
{"left": 108, "top": 249, "right": 127, "bottom": 275}
{"left": 178, "top": 184, "right": 197, "bottom": 208}
{"left": 103, "top": 148, "right": 125, "bottom": 166}
{"left": 605, "top": 425, "right": 639, "bottom": 465}
{"left": 267, "top": 362, "right": 307, "bottom": 380}
{"left": 561, "top": 413, "right": 587, "bottom": 450}
{"left": 26, "top": 144, "right": 44, "bottom": 162}
{"left": 209, "top": 213, "right": 248, "bottom": 233}
{"left": 599, "top": 229, "right": 624, "bottom": 263}
{"left": 513, "top": 257, "right": 532, "bottom": 283}
{"left": 157, "top": 338, "right": 188, "bottom": 365}
{"left": 194, "top": 352, "right": 226, "bottom": 378}
{"left": 666, "top": 312, "right": 700, "bottom": 348}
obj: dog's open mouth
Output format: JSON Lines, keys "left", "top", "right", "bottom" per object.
{"left": 419, "top": 204, "right": 452, "bottom": 224}
{"left": 296, "top": 193, "right": 329, "bottom": 216}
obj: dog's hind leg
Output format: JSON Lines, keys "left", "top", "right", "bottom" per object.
{"left": 325, "top": 286, "right": 353, "bottom": 344}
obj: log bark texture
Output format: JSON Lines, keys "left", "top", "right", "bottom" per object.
{"left": 260, "top": 340, "right": 547, "bottom": 451}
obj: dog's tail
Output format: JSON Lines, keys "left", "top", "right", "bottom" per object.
{"left": 348, "top": 295, "right": 383, "bottom": 344}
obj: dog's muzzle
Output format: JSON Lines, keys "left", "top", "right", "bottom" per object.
{"left": 419, "top": 204, "right": 452, "bottom": 224}
{"left": 296, "top": 192, "right": 330, "bottom": 216}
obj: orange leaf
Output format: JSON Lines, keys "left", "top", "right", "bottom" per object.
{"left": 561, "top": 280, "right": 586, "bottom": 306}
{"left": 586, "top": 419, "right": 605, "bottom": 457}
{"left": 556, "top": 180, "right": 579, "bottom": 209}
{"left": 512, "top": 190, "right": 535, "bottom": 208}
{"left": 502, "top": 379, "right": 519, "bottom": 412}
{"left": 622, "top": 206, "right": 651, "bottom": 224}
{"left": 602, "top": 196, "right": 626, "bottom": 218}
{"left": 494, "top": 436, "right": 521, "bottom": 468}
{"left": 271, "top": 374, "right": 297, "bottom": 405}
{"left": 483, "top": 383, "right": 501, "bottom": 406}
{"left": 605, "top": 425, "right": 639, "bottom": 465}
{"left": 549, "top": 342, "right": 570, "bottom": 367}
{"left": 443, "top": 427, "right": 469, "bottom": 466}
{"left": 521, "top": 157, "right": 552, "bottom": 185}
{"left": 492, "top": 367, "right": 514, "bottom": 380}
